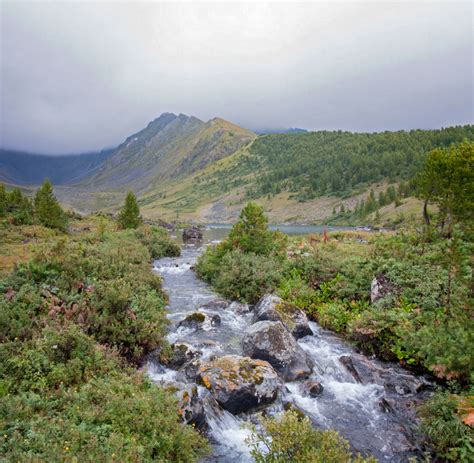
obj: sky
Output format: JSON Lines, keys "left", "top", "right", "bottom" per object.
{"left": 0, "top": 0, "right": 472, "bottom": 154}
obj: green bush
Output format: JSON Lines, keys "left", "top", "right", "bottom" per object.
{"left": 418, "top": 392, "right": 474, "bottom": 462}
{"left": 246, "top": 410, "right": 376, "bottom": 463}
{"left": 197, "top": 248, "right": 283, "bottom": 303}
{"left": 135, "top": 225, "right": 181, "bottom": 259}
{"left": 0, "top": 373, "right": 208, "bottom": 462}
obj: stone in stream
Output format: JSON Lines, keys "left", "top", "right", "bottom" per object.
{"left": 304, "top": 380, "right": 324, "bottom": 397}
{"left": 339, "top": 353, "right": 432, "bottom": 395}
{"left": 200, "top": 298, "right": 229, "bottom": 311}
{"left": 253, "top": 294, "right": 313, "bottom": 339}
{"left": 182, "top": 226, "right": 203, "bottom": 242}
{"left": 241, "top": 320, "right": 313, "bottom": 381}
{"left": 176, "top": 385, "right": 206, "bottom": 428}
{"left": 178, "top": 311, "right": 221, "bottom": 330}
{"left": 197, "top": 355, "right": 280, "bottom": 414}
{"left": 163, "top": 342, "right": 202, "bottom": 369}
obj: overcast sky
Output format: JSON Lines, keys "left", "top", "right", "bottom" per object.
{"left": 0, "top": 1, "right": 472, "bottom": 154}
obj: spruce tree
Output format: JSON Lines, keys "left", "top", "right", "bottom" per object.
{"left": 118, "top": 191, "right": 142, "bottom": 229}
{"left": 34, "top": 179, "right": 68, "bottom": 231}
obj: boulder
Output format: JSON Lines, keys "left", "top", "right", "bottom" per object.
{"left": 200, "top": 298, "right": 229, "bottom": 311}
{"left": 182, "top": 226, "right": 203, "bottom": 242}
{"left": 370, "top": 273, "right": 396, "bottom": 303}
{"left": 176, "top": 385, "right": 206, "bottom": 428}
{"left": 178, "top": 311, "right": 221, "bottom": 330}
{"left": 197, "top": 355, "right": 280, "bottom": 414}
{"left": 253, "top": 294, "right": 312, "bottom": 339}
{"left": 242, "top": 321, "right": 313, "bottom": 381}
{"left": 304, "top": 380, "right": 324, "bottom": 397}
{"left": 164, "top": 342, "right": 201, "bottom": 369}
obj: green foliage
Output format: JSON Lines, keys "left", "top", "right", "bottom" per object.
{"left": 196, "top": 203, "right": 287, "bottom": 302}
{"left": 418, "top": 392, "right": 474, "bottom": 462}
{"left": 118, "top": 191, "right": 142, "bottom": 229}
{"left": 416, "top": 141, "right": 474, "bottom": 231}
{"left": 34, "top": 179, "right": 68, "bottom": 231}
{"left": 0, "top": 372, "right": 208, "bottom": 462}
{"left": 212, "top": 126, "right": 474, "bottom": 201}
{"left": 0, "top": 223, "right": 208, "bottom": 462}
{"left": 246, "top": 410, "right": 376, "bottom": 463}
{"left": 227, "top": 202, "right": 287, "bottom": 256}
{"left": 198, "top": 248, "right": 283, "bottom": 303}
{"left": 135, "top": 225, "right": 181, "bottom": 259}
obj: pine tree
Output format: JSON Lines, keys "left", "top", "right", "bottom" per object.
{"left": 118, "top": 191, "right": 142, "bottom": 229}
{"left": 34, "top": 179, "right": 68, "bottom": 231}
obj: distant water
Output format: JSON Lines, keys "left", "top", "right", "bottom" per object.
{"left": 171, "top": 223, "right": 358, "bottom": 244}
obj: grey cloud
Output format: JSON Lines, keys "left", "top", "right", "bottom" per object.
{"left": 0, "top": 1, "right": 472, "bottom": 154}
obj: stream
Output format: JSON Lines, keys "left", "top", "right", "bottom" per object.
{"left": 146, "top": 227, "right": 431, "bottom": 462}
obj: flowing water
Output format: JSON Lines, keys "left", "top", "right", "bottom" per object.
{"left": 146, "top": 226, "right": 431, "bottom": 462}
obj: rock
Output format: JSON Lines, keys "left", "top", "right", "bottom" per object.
{"left": 181, "top": 358, "right": 202, "bottom": 382}
{"left": 304, "top": 380, "right": 324, "bottom": 397}
{"left": 200, "top": 299, "right": 229, "bottom": 311}
{"left": 197, "top": 355, "right": 280, "bottom": 414}
{"left": 283, "top": 401, "right": 307, "bottom": 420}
{"left": 253, "top": 294, "right": 312, "bottom": 339}
{"left": 182, "top": 226, "right": 203, "bottom": 242}
{"left": 176, "top": 385, "right": 206, "bottom": 428}
{"left": 242, "top": 320, "right": 313, "bottom": 381}
{"left": 371, "top": 273, "right": 396, "bottom": 303}
{"left": 164, "top": 343, "right": 201, "bottom": 369}
{"left": 178, "top": 311, "right": 221, "bottom": 330}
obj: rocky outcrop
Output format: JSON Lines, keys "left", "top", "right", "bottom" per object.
{"left": 253, "top": 294, "right": 312, "bottom": 339}
{"left": 182, "top": 226, "right": 203, "bottom": 242}
{"left": 178, "top": 311, "right": 221, "bottom": 330}
{"left": 197, "top": 355, "right": 280, "bottom": 414}
{"left": 242, "top": 320, "right": 313, "bottom": 381}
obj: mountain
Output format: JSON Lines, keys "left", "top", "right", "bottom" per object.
{"left": 0, "top": 148, "right": 114, "bottom": 185}
{"left": 80, "top": 113, "right": 256, "bottom": 193}
{"left": 2, "top": 113, "right": 473, "bottom": 224}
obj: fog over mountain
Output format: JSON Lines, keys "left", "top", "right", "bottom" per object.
{"left": 1, "top": 1, "right": 472, "bottom": 154}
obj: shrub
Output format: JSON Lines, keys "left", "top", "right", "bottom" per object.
{"left": 246, "top": 410, "right": 376, "bottom": 462}
{"left": 418, "top": 392, "right": 474, "bottom": 462}
{"left": 135, "top": 225, "right": 181, "bottom": 259}
{"left": 198, "top": 249, "right": 283, "bottom": 303}
{"left": 0, "top": 373, "right": 209, "bottom": 462}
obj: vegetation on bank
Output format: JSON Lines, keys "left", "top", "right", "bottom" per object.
{"left": 0, "top": 190, "right": 208, "bottom": 461}
{"left": 247, "top": 410, "right": 376, "bottom": 463}
{"left": 196, "top": 142, "right": 474, "bottom": 461}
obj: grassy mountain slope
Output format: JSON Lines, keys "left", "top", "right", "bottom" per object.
{"left": 138, "top": 125, "right": 474, "bottom": 223}
{"left": 0, "top": 148, "right": 114, "bottom": 185}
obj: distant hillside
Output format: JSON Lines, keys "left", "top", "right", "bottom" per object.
{"left": 255, "top": 127, "right": 308, "bottom": 134}
{"left": 136, "top": 125, "right": 474, "bottom": 223}
{"left": 0, "top": 148, "right": 114, "bottom": 185}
